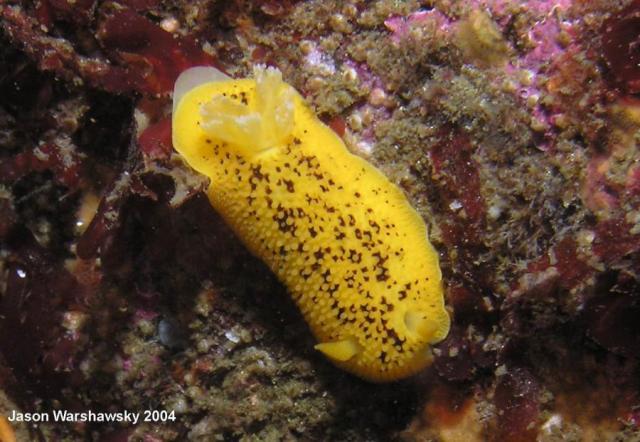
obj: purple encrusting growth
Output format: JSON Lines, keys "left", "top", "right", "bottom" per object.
{"left": 503, "top": 0, "right": 580, "bottom": 149}
{"left": 384, "top": 9, "right": 449, "bottom": 44}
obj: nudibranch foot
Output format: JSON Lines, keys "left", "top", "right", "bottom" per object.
{"left": 315, "top": 337, "right": 363, "bottom": 362}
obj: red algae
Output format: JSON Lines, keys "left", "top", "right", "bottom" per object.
{"left": 0, "top": 143, "right": 83, "bottom": 190}
{"left": 494, "top": 367, "right": 541, "bottom": 442}
{"left": 593, "top": 218, "right": 640, "bottom": 262}
{"left": 42, "top": 0, "right": 97, "bottom": 25}
{"left": 0, "top": 199, "right": 17, "bottom": 240}
{"left": 447, "top": 285, "right": 493, "bottom": 325}
{"left": 2, "top": 4, "right": 219, "bottom": 96}
{"left": 97, "top": 7, "right": 219, "bottom": 95}
{"left": 138, "top": 117, "right": 173, "bottom": 160}
{"left": 551, "top": 242, "right": 593, "bottom": 290}
{"left": 602, "top": 0, "right": 640, "bottom": 94}
{"left": 1, "top": 5, "right": 137, "bottom": 94}
{"left": 0, "top": 229, "right": 90, "bottom": 397}
{"left": 325, "top": 115, "right": 347, "bottom": 138}
{"left": 75, "top": 173, "right": 131, "bottom": 260}
{"left": 433, "top": 325, "right": 475, "bottom": 382}
{"left": 429, "top": 129, "right": 486, "bottom": 245}
{"left": 118, "top": 0, "right": 163, "bottom": 12}
{"left": 585, "top": 288, "right": 640, "bottom": 358}
{"left": 525, "top": 237, "right": 594, "bottom": 291}
{"left": 584, "top": 272, "right": 640, "bottom": 360}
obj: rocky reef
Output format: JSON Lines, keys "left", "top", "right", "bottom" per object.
{"left": 1, "top": 0, "right": 639, "bottom": 440}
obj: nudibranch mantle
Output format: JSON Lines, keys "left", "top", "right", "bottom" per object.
{"left": 172, "top": 65, "right": 450, "bottom": 382}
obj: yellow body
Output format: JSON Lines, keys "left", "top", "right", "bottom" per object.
{"left": 0, "top": 416, "right": 16, "bottom": 442}
{"left": 172, "top": 66, "right": 450, "bottom": 382}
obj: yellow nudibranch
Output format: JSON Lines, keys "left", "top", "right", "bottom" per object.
{"left": 172, "top": 66, "right": 450, "bottom": 382}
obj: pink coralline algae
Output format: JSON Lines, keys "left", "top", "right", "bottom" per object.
{"left": 519, "top": 1, "right": 575, "bottom": 69}
{"left": 384, "top": 9, "right": 449, "bottom": 45}
{"left": 507, "top": 2, "right": 587, "bottom": 147}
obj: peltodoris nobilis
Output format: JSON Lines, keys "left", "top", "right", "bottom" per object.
{"left": 172, "top": 66, "right": 450, "bottom": 382}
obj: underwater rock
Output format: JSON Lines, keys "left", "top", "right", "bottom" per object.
{"left": 602, "top": 0, "right": 640, "bottom": 94}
